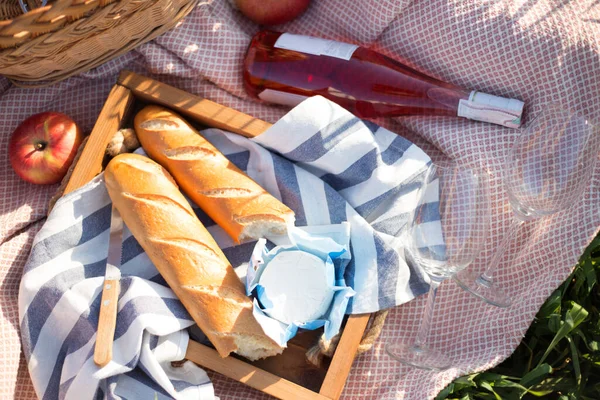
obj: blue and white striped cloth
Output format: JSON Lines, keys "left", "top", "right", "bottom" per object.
{"left": 19, "top": 96, "right": 439, "bottom": 399}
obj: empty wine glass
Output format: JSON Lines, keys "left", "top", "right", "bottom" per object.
{"left": 455, "top": 105, "right": 600, "bottom": 307}
{"left": 386, "top": 163, "right": 491, "bottom": 370}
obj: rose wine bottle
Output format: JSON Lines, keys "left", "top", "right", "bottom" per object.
{"left": 243, "top": 31, "right": 524, "bottom": 128}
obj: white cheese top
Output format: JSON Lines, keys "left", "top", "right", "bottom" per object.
{"left": 258, "top": 250, "right": 334, "bottom": 324}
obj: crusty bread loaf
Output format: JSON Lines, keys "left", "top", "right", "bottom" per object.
{"left": 104, "top": 153, "right": 283, "bottom": 360}
{"left": 133, "top": 105, "right": 295, "bottom": 243}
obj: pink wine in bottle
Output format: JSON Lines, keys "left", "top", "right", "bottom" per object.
{"left": 243, "top": 31, "right": 524, "bottom": 128}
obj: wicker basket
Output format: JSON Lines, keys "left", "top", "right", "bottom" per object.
{"left": 0, "top": 0, "right": 197, "bottom": 87}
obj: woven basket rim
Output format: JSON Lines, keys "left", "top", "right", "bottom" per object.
{"left": 0, "top": 3, "right": 51, "bottom": 26}
{"left": 0, "top": 1, "right": 27, "bottom": 22}
{"left": 0, "top": 0, "right": 115, "bottom": 43}
{"left": 0, "top": 0, "right": 196, "bottom": 86}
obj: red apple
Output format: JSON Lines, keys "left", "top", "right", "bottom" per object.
{"left": 234, "top": 0, "right": 311, "bottom": 25}
{"left": 9, "top": 112, "right": 83, "bottom": 185}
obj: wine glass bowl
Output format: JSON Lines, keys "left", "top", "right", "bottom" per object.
{"left": 409, "top": 168, "right": 489, "bottom": 278}
{"left": 506, "top": 106, "right": 599, "bottom": 219}
{"left": 386, "top": 164, "right": 491, "bottom": 370}
{"left": 455, "top": 105, "right": 600, "bottom": 307}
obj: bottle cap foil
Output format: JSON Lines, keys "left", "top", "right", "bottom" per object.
{"left": 458, "top": 91, "right": 524, "bottom": 129}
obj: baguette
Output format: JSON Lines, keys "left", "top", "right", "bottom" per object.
{"left": 133, "top": 105, "right": 295, "bottom": 243}
{"left": 104, "top": 153, "right": 283, "bottom": 360}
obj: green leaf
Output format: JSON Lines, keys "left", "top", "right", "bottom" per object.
{"left": 573, "top": 266, "right": 587, "bottom": 293}
{"left": 452, "top": 375, "right": 477, "bottom": 391}
{"left": 595, "top": 319, "right": 600, "bottom": 335}
{"left": 567, "top": 336, "right": 582, "bottom": 387}
{"left": 493, "top": 379, "right": 552, "bottom": 397}
{"left": 525, "top": 389, "right": 557, "bottom": 397}
{"left": 521, "top": 341, "right": 534, "bottom": 373}
{"left": 434, "top": 383, "right": 454, "bottom": 399}
{"left": 525, "top": 337, "right": 539, "bottom": 365}
{"left": 539, "top": 302, "right": 589, "bottom": 365}
{"left": 572, "top": 329, "right": 591, "bottom": 351}
{"left": 493, "top": 380, "right": 524, "bottom": 389}
{"left": 476, "top": 372, "right": 519, "bottom": 382}
{"left": 478, "top": 381, "right": 502, "bottom": 400}
{"left": 531, "top": 375, "right": 576, "bottom": 393}
{"left": 587, "top": 340, "right": 599, "bottom": 352}
{"left": 548, "top": 314, "right": 562, "bottom": 333}
{"left": 537, "top": 290, "right": 562, "bottom": 319}
{"left": 453, "top": 375, "right": 476, "bottom": 384}
{"left": 583, "top": 259, "right": 597, "bottom": 294}
{"left": 435, "top": 375, "right": 480, "bottom": 399}
{"left": 581, "top": 352, "right": 600, "bottom": 366}
{"left": 521, "top": 363, "right": 552, "bottom": 387}
{"left": 478, "top": 380, "right": 494, "bottom": 391}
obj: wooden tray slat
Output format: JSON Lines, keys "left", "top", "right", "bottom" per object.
{"left": 319, "top": 314, "right": 371, "bottom": 398}
{"left": 118, "top": 70, "right": 272, "bottom": 139}
{"left": 64, "top": 84, "right": 134, "bottom": 195}
{"left": 186, "top": 341, "right": 330, "bottom": 400}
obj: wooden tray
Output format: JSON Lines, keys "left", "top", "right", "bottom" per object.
{"left": 63, "top": 70, "right": 371, "bottom": 400}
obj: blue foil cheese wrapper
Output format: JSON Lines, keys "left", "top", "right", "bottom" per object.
{"left": 246, "top": 223, "right": 355, "bottom": 347}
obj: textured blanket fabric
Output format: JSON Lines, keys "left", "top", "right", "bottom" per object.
{"left": 1, "top": 1, "right": 599, "bottom": 399}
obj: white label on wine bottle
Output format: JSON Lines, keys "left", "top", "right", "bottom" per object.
{"left": 274, "top": 33, "right": 358, "bottom": 61}
{"left": 258, "top": 89, "right": 310, "bottom": 107}
{"left": 458, "top": 91, "right": 524, "bottom": 129}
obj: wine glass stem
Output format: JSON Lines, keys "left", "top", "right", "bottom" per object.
{"left": 477, "top": 217, "right": 525, "bottom": 285}
{"left": 414, "top": 277, "right": 442, "bottom": 349}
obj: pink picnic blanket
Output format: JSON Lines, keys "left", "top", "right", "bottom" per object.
{"left": 2, "top": 1, "right": 599, "bottom": 399}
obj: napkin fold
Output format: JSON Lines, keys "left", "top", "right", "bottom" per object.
{"left": 19, "top": 96, "right": 439, "bottom": 399}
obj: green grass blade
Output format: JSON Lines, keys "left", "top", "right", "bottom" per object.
{"left": 493, "top": 379, "right": 553, "bottom": 397}
{"left": 475, "top": 372, "right": 520, "bottom": 381}
{"left": 478, "top": 381, "right": 501, "bottom": 400}
{"left": 531, "top": 375, "right": 576, "bottom": 393}
{"left": 567, "top": 336, "right": 582, "bottom": 387}
{"left": 537, "top": 290, "right": 562, "bottom": 319}
{"left": 583, "top": 259, "right": 597, "bottom": 295}
{"left": 548, "top": 314, "right": 562, "bottom": 333}
{"left": 520, "top": 363, "right": 552, "bottom": 387}
{"left": 581, "top": 352, "right": 600, "bottom": 365}
{"left": 539, "top": 302, "right": 588, "bottom": 365}
{"left": 586, "top": 340, "right": 599, "bottom": 352}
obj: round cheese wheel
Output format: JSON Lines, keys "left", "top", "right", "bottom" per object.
{"left": 258, "top": 250, "right": 334, "bottom": 324}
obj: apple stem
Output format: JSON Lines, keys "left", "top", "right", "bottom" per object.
{"left": 35, "top": 141, "right": 47, "bottom": 151}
